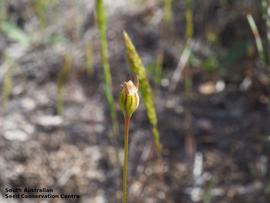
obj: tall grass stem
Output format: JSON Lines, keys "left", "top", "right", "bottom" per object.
{"left": 246, "top": 13, "right": 266, "bottom": 64}
{"left": 96, "top": 0, "right": 120, "bottom": 170}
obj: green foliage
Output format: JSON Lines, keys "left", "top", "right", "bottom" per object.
{"left": 183, "top": 0, "right": 193, "bottom": 96}
{"left": 123, "top": 31, "right": 161, "bottom": 151}
{"left": 163, "top": 0, "right": 173, "bottom": 24}
{"left": 56, "top": 53, "right": 72, "bottom": 116}
{"left": 0, "top": 21, "right": 30, "bottom": 46}
{"left": 185, "top": 0, "right": 193, "bottom": 40}
{"left": 202, "top": 55, "right": 219, "bottom": 72}
{"left": 96, "top": 0, "right": 120, "bottom": 162}
{"left": 33, "top": 0, "right": 47, "bottom": 28}
{"left": 2, "top": 56, "right": 15, "bottom": 110}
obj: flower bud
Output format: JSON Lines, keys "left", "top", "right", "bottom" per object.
{"left": 119, "top": 79, "right": 139, "bottom": 118}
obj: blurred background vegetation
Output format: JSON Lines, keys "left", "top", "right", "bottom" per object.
{"left": 0, "top": 0, "right": 270, "bottom": 202}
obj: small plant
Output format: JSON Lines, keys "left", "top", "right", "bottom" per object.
{"left": 123, "top": 31, "right": 162, "bottom": 151}
{"left": 119, "top": 79, "right": 140, "bottom": 203}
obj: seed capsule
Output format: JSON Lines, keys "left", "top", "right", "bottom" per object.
{"left": 119, "top": 79, "right": 139, "bottom": 118}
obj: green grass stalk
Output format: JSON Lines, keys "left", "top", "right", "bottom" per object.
{"left": 96, "top": 0, "right": 120, "bottom": 165}
{"left": 185, "top": 0, "right": 193, "bottom": 40}
{"left": 246, "top": 13, "right": 266, "bottom": 64}
{"left": 184, "top": 0, "right": 195, "bottom": 158}
{"left": 163, "top": 0, "right": 173, "bottom": 24}
{"left": 184, "top": 0, "right": 193, "bottom": 93}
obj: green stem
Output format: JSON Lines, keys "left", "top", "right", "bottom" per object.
{"left": 96, "top": 0, "right": 120, "bottom": 170}
{"left": 122, "top": 116, "right": 130, "bottom": 203}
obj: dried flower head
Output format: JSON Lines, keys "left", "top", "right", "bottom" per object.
{"left": 119, "top": 79, "right": 139, "bottom": 118}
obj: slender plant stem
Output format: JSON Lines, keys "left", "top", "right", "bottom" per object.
{"left": 122, "top": 116, "right": 130, "bottom": 203}
{"left": 96, "top": 0, "right": 120, "bottom": 172}
{"left": 246, "top": 13, "right": 266, "bottom": 64}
